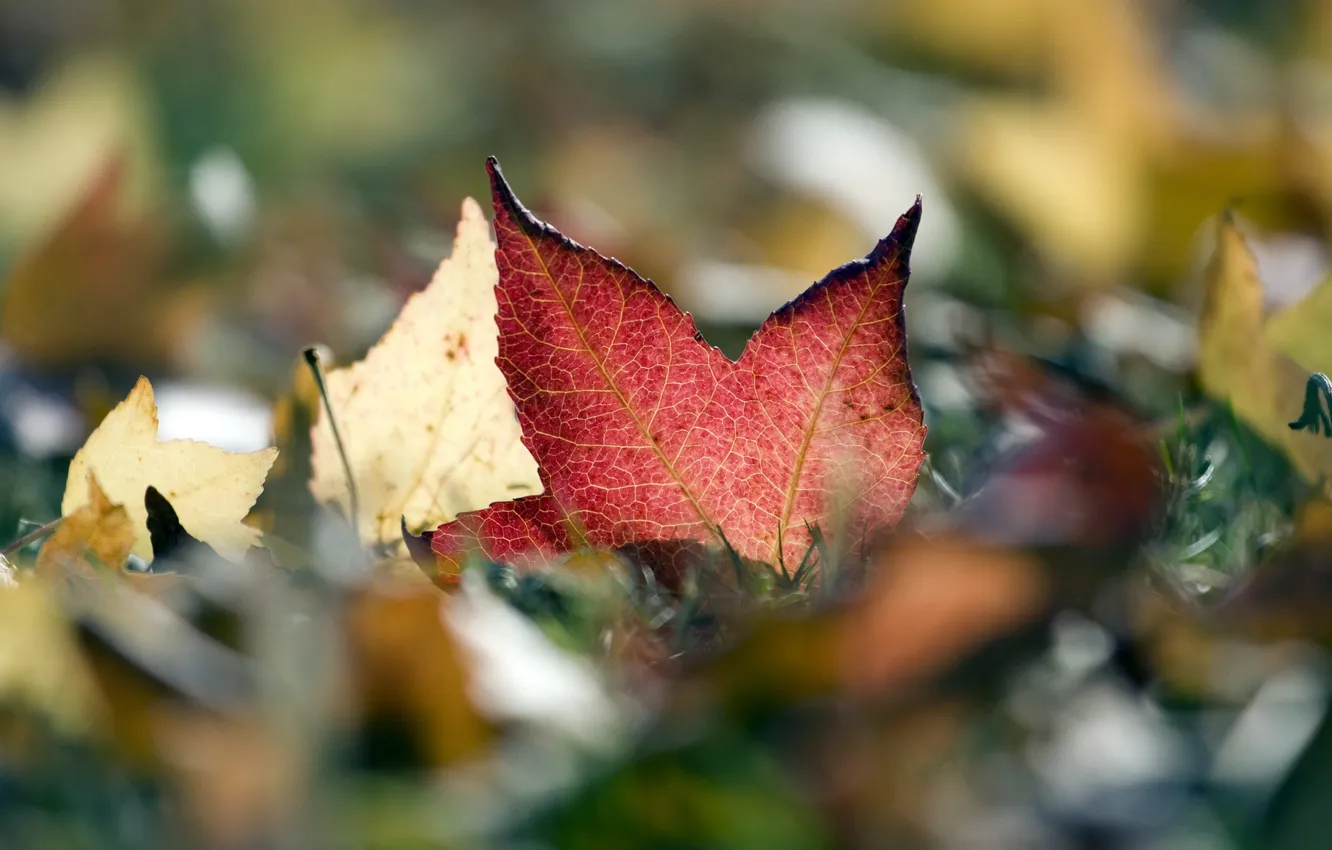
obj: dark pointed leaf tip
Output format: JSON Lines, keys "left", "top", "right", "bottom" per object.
{"left": 401, "top": 517, "right": 435, "bottom": 570}
{"left": 486, "top": 156, "right": 558, "bottom": 242}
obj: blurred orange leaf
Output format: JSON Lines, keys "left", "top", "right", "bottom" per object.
{"left": 345, "top": 578, "right": 492, "bottom": 767}
{"left": 37, "top": 473, "right": 135, "bottom": 582}
{"left": 840, "top": 536, "right": 1047, "bottom": 696}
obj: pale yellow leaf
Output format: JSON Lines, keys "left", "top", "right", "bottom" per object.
{"left": 1198, "top": 217, "right": 1332, "bottom": 483}
{"left": 310, "top": 198, "right": 542, "bottom": 549}
{"left": 1265, "top": 273, "right": 1332, "bottom": 376}
{"left": 63, "top": 377, "right": 278, "bottom": 561}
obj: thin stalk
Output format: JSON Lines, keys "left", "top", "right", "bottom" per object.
{"left": 303, "top": 346, "right": 360, "bottom": 542}
{"left": 1, "top": 517, "right": 63, "bottom": 557}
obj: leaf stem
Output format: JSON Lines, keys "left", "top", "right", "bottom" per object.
{"left": 303, "top": 346, "right": 361, "bottom": 542}
{"left": 1, "top": 517, "right": 63, "bottom": 557}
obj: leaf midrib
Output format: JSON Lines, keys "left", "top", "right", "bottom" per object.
{"left": 519, "top": 229, "right": 718, "bottom": 538}
{"left": 773, "top": 264, "right": 896, "bottom": 565}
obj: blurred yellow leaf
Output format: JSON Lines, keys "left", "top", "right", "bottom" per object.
{"left": 875, "top": 0, "right": 1050, "bottom": 76}
{"left": 958, "top": 100, "right": 1141, "bottom": 278}
{"left": 0, "top": 580, "right": 99, "bottom": 735}
{"left": 345, "top": 578, "right": 492, "bottom": 767}
{"left": 0, "top": 158, "right": 209, "bottom": 368}
{"left": 38, "top": 473, "right": 135, "bottom": 581}
{"left": 743, "top": 195, "right": 866, "bottom": 286}
{"left": 912, "top": 0, "right": 1300, "bottom": 287}
{"left": 1140, "top": 137, "right": 1301, "bottom": 286}
{"left": 63, "top": 377, "right": 278, "bottom": 561}
{"left": 884, "top": 0, "right": 1170, "bottom": 136}
{"left": 1198, "top": 216, "right": 1332, "bottom": 482}
{"left": 310, "top": 199, "right": 542, "bottom": 550}
{"left": 1265, "top": 270, "right": 1332, "bottom": 375}
{"left": 0, "top": 53, "right": 158, "bottom": 246}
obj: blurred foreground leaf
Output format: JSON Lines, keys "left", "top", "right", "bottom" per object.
{"left": 346, "top": 579, "right": 493, "bottom": 769}
{"left": 0, "top": 580, "right": 98, "bottom": 736}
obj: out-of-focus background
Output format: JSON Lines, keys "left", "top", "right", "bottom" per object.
{"left": 9, "top": 0, "right": 1332, "bottom": 848}
{"left": 1, "top": 0, "right": 1328, "bottom": 443}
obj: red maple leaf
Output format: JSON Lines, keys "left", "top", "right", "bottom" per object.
{"left": 429, "top": 158, "right": 926, "bottom": 574}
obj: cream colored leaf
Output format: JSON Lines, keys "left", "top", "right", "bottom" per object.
{"left": 1198, "top": 217, "right": 1332, "bottom": 483}
{"left": 63, "top": 377, "right": 278, "bottom": 561}
{"left": 310, "top": 198, "right": 542, "bottom": 549}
